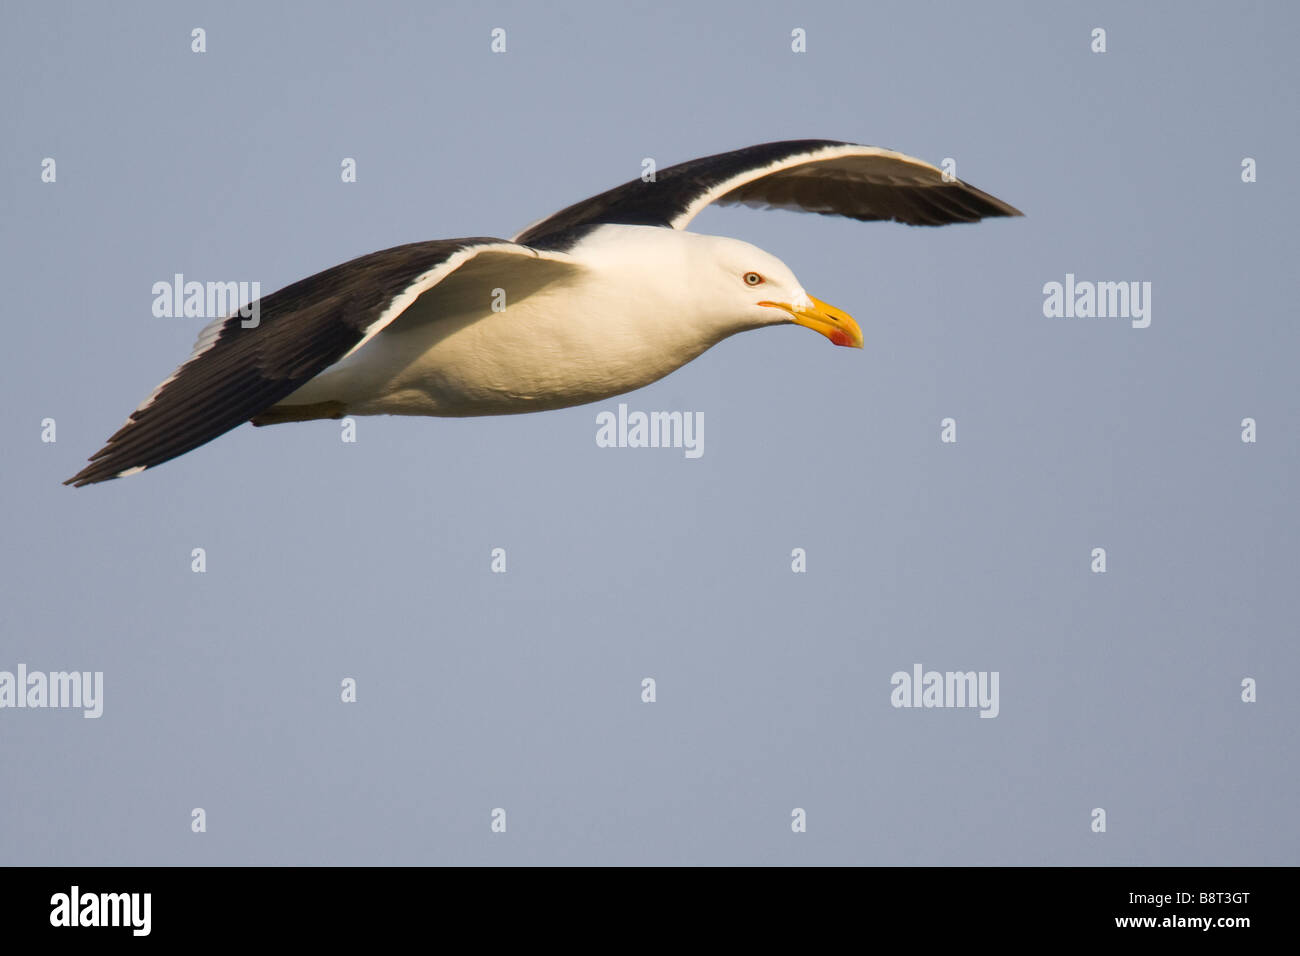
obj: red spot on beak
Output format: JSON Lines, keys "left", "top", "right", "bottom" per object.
{"left": 829, "top": 329, "right": 853, "bottom": 347}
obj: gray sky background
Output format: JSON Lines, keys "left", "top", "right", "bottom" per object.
{"left": 2, "top": 1, "right": 1296, "bottom": 865}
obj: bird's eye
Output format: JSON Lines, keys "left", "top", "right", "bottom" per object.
{"left": 743, "top": 272, "right": 764, "bottom": 286}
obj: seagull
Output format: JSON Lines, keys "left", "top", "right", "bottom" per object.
{"left": 66, "top": 140, "right": 1021, "bottom": 486}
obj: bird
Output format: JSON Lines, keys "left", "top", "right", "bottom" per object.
{"left": 66, "top": 139, "right": 1021, "bottom": 486}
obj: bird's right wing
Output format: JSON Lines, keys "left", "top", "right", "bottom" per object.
{"left": 67, "top": 239, "right": 574, "bottom": 486}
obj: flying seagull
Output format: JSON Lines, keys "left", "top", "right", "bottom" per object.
{"left": 66, "top": 139, "right": 1021, "bottom": 486}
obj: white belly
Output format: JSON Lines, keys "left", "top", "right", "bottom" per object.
{"left": 282, "top": 273, "right": 727, "bottom": 417}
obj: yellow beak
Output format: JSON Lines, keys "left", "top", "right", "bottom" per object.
{"left": 762, "top": 295, "right": 863, "bottom": 348}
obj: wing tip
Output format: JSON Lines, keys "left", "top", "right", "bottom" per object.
{"left": 64, "top": 459, "right": 146, "bottom": 488}
{"left": 991, "top": 198, "right": 1026, "bottom": 219}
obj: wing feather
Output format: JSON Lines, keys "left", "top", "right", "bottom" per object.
{"left": 513, "top": 140, "right": 1021, "bottom": 246}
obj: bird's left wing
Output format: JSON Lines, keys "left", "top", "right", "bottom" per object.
{"left": 67, "top": 239, "right": 569, "bottom": 486}
{"left": 514, "top": 139, "right": 1022, "bottom": 246}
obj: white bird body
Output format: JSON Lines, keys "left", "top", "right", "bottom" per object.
{"left": 283, "top": 227, "right": 806, "bottom": 418}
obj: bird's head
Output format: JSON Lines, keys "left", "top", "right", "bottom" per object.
{"left": 700, "top": 235, "right": 863, "bottom": 348}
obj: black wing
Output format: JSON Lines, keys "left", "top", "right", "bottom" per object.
{"left": 514, "top": 139, "right": 1022, "bottom": 246}
{"left": 66, "top": 238, "right": 510, "bottom": 486}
